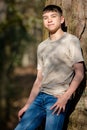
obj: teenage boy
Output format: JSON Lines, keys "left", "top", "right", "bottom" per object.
{"left": 15, "top": 5, "right": 84, "bottom": 130}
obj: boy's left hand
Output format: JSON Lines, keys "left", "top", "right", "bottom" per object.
{"left": 50, "top": 95, "right": 68, "bottom": 115}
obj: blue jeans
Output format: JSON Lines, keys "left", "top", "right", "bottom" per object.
{"left": 14, "top": 92, "right": 70, "bottom": 130}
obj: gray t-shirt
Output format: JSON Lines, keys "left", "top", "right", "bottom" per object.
{"left": 37, "top": 33, "right": 84, "bottom": 96}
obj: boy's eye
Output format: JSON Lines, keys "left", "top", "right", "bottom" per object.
{"left": 51, "top": 15, "right": 56, "bottom": 18}
{"left": 43, "top": 16, "right": 56, "bottom": 20}
{"left": 43, "top": 17, "right": 48, "bottom": 20}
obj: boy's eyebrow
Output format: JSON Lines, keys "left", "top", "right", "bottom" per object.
{"left": 42, "top": 12, "right": 58, "bottom": 17}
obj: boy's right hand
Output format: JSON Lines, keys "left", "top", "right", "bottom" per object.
{"left": 18, "top": 104, "right": 29, "bottom": 121}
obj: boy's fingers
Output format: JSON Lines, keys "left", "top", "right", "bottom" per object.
{"left": 57, "top": 107, "right": 62, "bottom": 115}
{"left": 50, "top": 103, "right": 57, "bottom": 110}
{"left": 52, "top": 106, "right": 59, "bottom": 114}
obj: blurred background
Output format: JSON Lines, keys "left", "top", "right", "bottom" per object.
{"left": 0, "top": 0, "right": 45, "bottom": 129}
{"left": 0, "top": 0, "right": 87, "bottom": 130}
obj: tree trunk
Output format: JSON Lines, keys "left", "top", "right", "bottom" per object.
{"left": 43, "top": 0, "right": 87, "bottom": 130}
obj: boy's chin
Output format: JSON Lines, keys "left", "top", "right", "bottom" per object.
{"left": 49, "top": 29, "right": 57, "bottom": 34}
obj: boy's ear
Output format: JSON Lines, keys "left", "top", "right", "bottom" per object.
{"left": 61, "top": 16, "right": 65, "bottom": 24}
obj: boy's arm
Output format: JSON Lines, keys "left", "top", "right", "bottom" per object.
{"left": 51, "top": 62, "right": 84, "bottom": 115}
{"left": 25, "top": 69, "right": 43, "bottom": 106}
{"left": 18, "top": 69, "right": 43, "bottom": 120}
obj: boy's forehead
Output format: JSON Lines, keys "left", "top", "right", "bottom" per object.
{"left": 42, "top": 11, "right": 59, "bottom": 16}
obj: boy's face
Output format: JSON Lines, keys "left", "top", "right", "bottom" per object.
{"left": 42, "top": 11, "right": 64, "bottom": 33}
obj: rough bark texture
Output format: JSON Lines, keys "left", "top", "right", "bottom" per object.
{"left": 44, "top": 0, "right": 87, "bottom": 130}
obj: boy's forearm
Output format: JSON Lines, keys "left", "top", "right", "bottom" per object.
{"left": 24, "top": 69, "right": 43, "bottom": 107}
{"left": 25, "top": 79, "right": 41, "bottom": 107}
{"left": 64, "top": 68, "right": 84, "bottom": 100}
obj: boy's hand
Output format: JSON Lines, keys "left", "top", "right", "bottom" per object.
{"left": 18, "top": 104, "right": 29, "bottom": 120}
{"left": 50, "top": 95, "right": 68, "bottom": 115}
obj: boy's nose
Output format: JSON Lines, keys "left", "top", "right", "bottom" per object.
{"left": 48, "top": 18, "right": 52, "bottom": 22}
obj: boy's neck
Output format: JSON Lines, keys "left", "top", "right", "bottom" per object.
{"left": 49, "top": 29, "right": 65, "bottom": 41}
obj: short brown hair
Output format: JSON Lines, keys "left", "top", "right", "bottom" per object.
{"left": 43, "top": 5, "right": 63, "bottom": 16}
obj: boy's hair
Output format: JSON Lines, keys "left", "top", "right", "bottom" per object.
{"left": 43, "top": 5, "right": 63, "bottom": 16}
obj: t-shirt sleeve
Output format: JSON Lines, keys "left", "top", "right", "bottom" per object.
{"left": 37, "top": 46, "right": 43, "bottom": 70}
{"left": 69, "top": 36, "right": 84, "bottom": 65}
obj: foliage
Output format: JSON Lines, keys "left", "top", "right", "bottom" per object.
{"left": 0, "top": 1, "right": 31, "bottom": 73}
{"left": 0, "top": 0, "right": 45, "bottom": 130}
